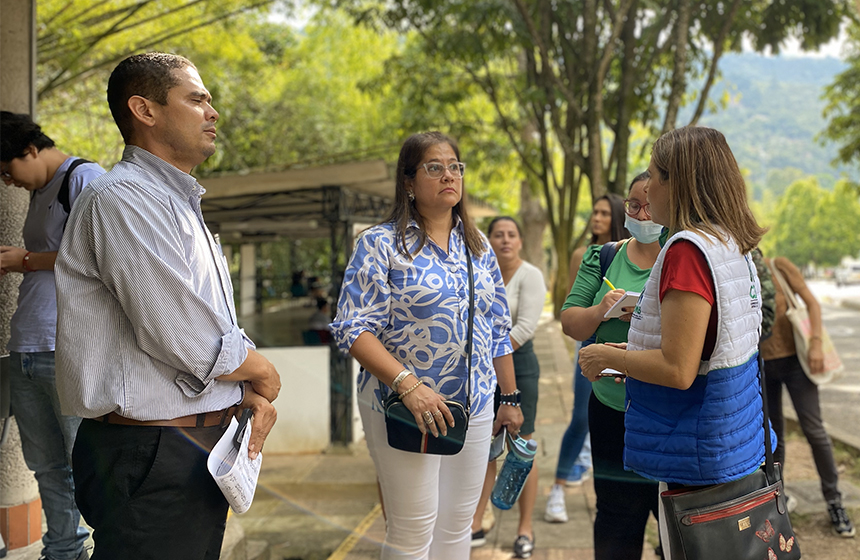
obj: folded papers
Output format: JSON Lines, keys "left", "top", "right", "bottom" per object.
{"left": 207, "top": 414, "right": 262, "bottom": 514}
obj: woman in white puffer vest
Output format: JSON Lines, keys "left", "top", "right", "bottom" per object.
{"left": 579, "top": 126, "right": 771, "bottom": 559}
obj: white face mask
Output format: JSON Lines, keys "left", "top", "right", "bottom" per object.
{"left": 625, "top": 215, "right": 663, "bottom": 244}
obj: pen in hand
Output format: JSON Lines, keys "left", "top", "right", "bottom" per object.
{"left": 602, "top": 276, "right": 617, "bottom": 291}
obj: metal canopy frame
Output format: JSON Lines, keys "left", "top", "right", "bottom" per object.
{"left": 199, "top": 160, "right": 396, "bottom": 446}
{"left": 199, "top": 159, "right": 394, "bottom": 242}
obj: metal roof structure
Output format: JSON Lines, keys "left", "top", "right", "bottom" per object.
{"left": 199, "top": 159, "right": 497, "bottom": 242}
{"left": 199, "top": 160, "right": 393, "bottom": 242}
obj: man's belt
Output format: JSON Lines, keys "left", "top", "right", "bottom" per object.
{"left": 98, "top": 406, "right": 239, "bottom": 428}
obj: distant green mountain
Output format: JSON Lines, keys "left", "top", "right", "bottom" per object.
{"left": 681, "top": 53, "right": 858, "bottom": 197}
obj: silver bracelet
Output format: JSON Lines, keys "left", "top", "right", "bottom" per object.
{"left": 391, "top": 369, "right": 412, "bottom": 393}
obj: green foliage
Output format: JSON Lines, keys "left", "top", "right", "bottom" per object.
{"left": 36, "top": 0, "right": 278, "bottom": 98}
{"left": 822, "top": 22, "right": 860, "bottom": 170}
{"left": 763, "top": 177, "right": 860, "bottom": 267}
{"left": 329, "top": 0, "right": 848, "bottom": 314}
{"left": 193, "top": 10, "right": 405, "bottom": 174}
{"left": 754, "top": 0, "right": 852, "bottom": 53}
{"left": 36, "top": 1, "right": 282, "bottom": 167}
{"left": 684, "top": 54, "right": 858, "bottom": 194}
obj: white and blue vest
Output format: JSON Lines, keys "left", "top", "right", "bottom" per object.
{"left": 625, "top": 229, "right": 773, "bottom": 485}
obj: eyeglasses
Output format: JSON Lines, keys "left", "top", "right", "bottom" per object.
{"left": 624, "top": 199, "right": 650, "bottom": 217}
{"left": 422, "top": 162, "right": 466, "bottom": 179}
{"left": 0, "top": 167, "right": 11, "bottom": 182}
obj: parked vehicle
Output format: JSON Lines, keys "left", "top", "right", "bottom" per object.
{"left": 835, "top": 259, "right": 860, "bottom": 287}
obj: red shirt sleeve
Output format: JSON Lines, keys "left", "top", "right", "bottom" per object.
{"left": 659, "top": 240, "right": 718, "bottom": 360}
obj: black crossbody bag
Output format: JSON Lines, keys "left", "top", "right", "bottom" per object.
{"left": 659, "top": 352, "right": 799, "bottom": 560}
{"left": 381, "top": 246, "right": 475, "bottom": 455}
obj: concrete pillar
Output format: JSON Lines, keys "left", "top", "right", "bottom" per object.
{"left": 0, "top": 0, "right": 43, "bottom": 551}
{"left": 239, "top": 243, "right": 256, "bottom": 317}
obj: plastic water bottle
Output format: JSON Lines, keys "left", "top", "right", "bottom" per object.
{"left": 490, "top": 434, "right": 538, "bottom": 510}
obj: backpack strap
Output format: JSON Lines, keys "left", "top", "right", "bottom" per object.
{"left": 582, "top": 241, "right": 622, "bottom": 347}
{"left": 598, "top": 241, "right": 620, "bottom": 278}
{"left": 58, "top": 158, "right": 92, "bottom": 215}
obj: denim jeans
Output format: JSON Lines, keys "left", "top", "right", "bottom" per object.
{"left": 555, "top": 341, "right": 593, "bottom": 480}
{"left": 765, "top": 354, "right": 841, "bottom": 503}
{"left": 8, "top": 351, "right": 88, "bottom": 560}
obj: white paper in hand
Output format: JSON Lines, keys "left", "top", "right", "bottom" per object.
{"left": 603, "top": 291, "right": 641, "bottom": 319}
{"left": 207, "top": 415, "right": 262, "bottom": 514}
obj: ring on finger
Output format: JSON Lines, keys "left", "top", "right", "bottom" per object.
{"left": 433, "top": 411, "right": 443, "bottom": 417}
{"left": 422, "top": 411, "right": 434, "bottom": 424}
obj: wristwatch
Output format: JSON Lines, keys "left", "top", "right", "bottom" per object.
{"left": 499, "top": 389, "right": 522, "bottom": 407}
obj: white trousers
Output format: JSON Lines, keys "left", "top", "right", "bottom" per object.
{"left": 359, "top": 400, "right": 493, "bottom": 560}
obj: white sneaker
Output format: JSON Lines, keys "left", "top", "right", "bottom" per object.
{"left": 544, "top": 484, "right": 568, "bottom": 523}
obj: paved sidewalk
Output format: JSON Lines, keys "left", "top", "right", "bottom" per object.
{"left": 231, "top": 316, "right": 661, "bottom": 559}
{"left": 9, "top": 316, "right": 858, "bottom": 559}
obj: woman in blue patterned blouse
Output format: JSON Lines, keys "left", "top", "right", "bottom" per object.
{"left": 331, "top": 131, "right": 523, "bottom": 559}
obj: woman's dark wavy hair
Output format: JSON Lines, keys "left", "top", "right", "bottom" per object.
{"left": 590, "top": 192, "right": 629, "bottom": 244}
{"left": 385, "top": 131, "right": 485, "bottom": 258}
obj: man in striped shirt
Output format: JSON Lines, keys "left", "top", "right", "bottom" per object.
{"left": 55, "top": 53, "right": 280, "bottom": 560}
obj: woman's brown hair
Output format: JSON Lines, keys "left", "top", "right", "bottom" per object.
{"left": 650, "top": 126, "right": 766, "bottom": 253}
{"left": 385, "top": 131, "right": 485, "bottom": 258}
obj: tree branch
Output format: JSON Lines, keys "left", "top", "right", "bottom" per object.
{"left": 661, "top": 0, "right": 692, "bottom": 134}
{"left": 38, "top": 1, "right": 273, "bottom": 98}
{"left": 687, "top": 0, "right": 742, "bottom": 126}
{"left": 510, "top": 0, "right": 582, "bottom": 118}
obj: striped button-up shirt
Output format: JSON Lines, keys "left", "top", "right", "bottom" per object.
{"left": 55, "top": 146, "right": 249, "bottom": 420}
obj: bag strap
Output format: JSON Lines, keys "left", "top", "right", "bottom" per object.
{"left": 599, "top": 241, "right": 620, "bottom": 278}
{"left": 758, "top": 351, "right": 776, "bottom": 482}
{"left": 378, "top": 238, "right": 476, "bottom": 410}
{"left": 582, "top": 241, "right": 621, "bottom": 347}
{"left": 464, "top": 243, "right": 475, "bottom": 411}
{"left": 58, "top": 158, "right": 92, "bottom": 215}
{"left": 769, "top": 258, "right": 801, "bottom": 311}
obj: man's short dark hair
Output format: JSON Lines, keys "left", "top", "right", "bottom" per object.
{"left": 316, "top": 298, "right": 329, "bottom": 311}
{"left": 107, "top": 52, "right": 195, "bottom": 143}
{"left": 0, "top": 111, "right": 55, "bottom": 162}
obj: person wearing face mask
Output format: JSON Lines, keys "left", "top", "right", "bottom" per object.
{"left": 559, "top": 171, "right": 664, "bottom": 560}
{"left": 545, "top": 193, "right": 629, "bottom": 524}
{"left": 579, "top": 127, "right": 770, "bottom": 560}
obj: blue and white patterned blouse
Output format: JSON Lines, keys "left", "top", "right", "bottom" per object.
{"left": 331, "top": 218, "right": 513, "bottom": 415}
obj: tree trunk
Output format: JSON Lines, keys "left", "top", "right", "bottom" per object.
{"left": 519, "top": 179, "right": 548, "bottom": 284}
{"left": 611, "top": 0, "right": 639, "bottom": 195}
{"left": 661, "top": 0, "right": 692, "bottom": 134}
